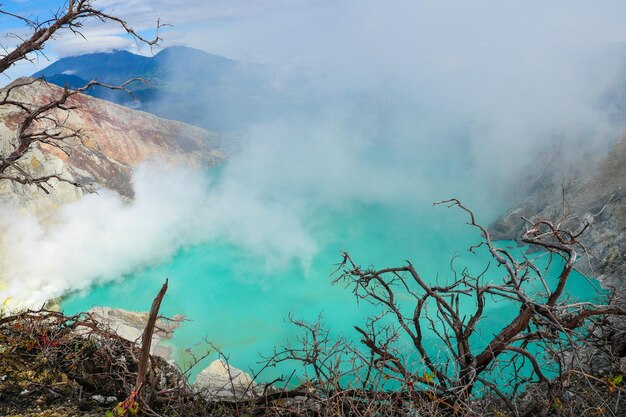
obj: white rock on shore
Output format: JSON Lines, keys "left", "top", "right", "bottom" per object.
{"left": 192, "top": 359, "right": 258, "bottom": 400}
{"left": 83, "top": 306, "right": 183, "bottom": 360}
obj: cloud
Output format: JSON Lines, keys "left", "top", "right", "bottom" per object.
{"left": 22, "top": 0, "right": 307, "bottom": 58}
{"left": 96, "top": 0, "right": 304, "bottom": 27}
{"left": 49, "top": 34, "right": 135, "bottom": 57}
{"left": 196, "top": 1, "right": 626, "bottom": 183}
{"left": 0, "top": 107, "right": 491, "bottom": 309}
{"left": 0, "top": 162, "right": 318, "bottom": 309}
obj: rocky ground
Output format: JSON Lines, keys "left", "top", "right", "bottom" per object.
{"left": 491, "top": 138, "right": 626, "bottom": 297}
{"left": 0, "top": 309, "right": 184, "bottom": 416}
{"left": 1, "top": 307, "right": 624, "bottom": 416}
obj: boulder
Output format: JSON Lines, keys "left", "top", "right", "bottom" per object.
{"left": 81, "top": 307, "right": 183, "bottom": 360}
{"left": 193, "top": 359, "right": 258, "bottom": 400}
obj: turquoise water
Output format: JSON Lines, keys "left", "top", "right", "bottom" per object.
{"left": 61, "top": 174, "right": 601, "bottom": 386}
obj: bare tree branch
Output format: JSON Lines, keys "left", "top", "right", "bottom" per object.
{"left": 0, "top": 2, "right": 160, "bottom": 192}
{"left": 332, "top": 199, "right": 626, "bottom": 405}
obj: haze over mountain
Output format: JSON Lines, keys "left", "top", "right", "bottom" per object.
{"left": 34, "top": 46, "right": 275, "bottom": 130}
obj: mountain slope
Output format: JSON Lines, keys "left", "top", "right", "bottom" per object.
{"left": 0, "top": 77, "right": 232, "bottom": 216}
{"left": 491, "top": 139, "right": 626, "bottom": 292}
{"left": 35, "top": 50, "right": 153, "bottom": 84}
{"left": 33, "top": 46, "right": 266, "bottom": 130}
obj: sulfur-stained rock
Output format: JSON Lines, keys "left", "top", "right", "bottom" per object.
{"left": 0, "top": 77, "right": 234, "bottom": 218}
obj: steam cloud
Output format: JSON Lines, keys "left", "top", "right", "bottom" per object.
{"left": 2, "top": 1, "right": 626, "bottom": 307}
{"left": 0, "top": 116, "right": 458, "bottom": 308}
{"left": 0, "top": 163, "right": 319, "bottom": 308}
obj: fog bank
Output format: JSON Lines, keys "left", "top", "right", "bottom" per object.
{"left": 161, "top": 1, "right": 626, "bottom": 194}
{"left": 3, "top": 1, "right": 626, "bottom": 307}
{"left": 0, "top": 163, "right": 317, "bottom": 308}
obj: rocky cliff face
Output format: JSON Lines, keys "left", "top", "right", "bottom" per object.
{"left": 491, "top": 139, "right": 626, "bottom": 293}
{"left": 0, "top": 77, "right": 232, "bottom": 217}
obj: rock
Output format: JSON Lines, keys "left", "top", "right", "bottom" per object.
{"left": 589, "top": 355, "right": 614, "bottom": 377}
{"left": 90, "top": 395, "right": 106, "bottom": 404}
{"left": 563, "top": 390, "right": 576, "bottom": 402}
{"left": 192, "top": 359, "right": 258, "bottom": 400}
{"left": 79, "top": 307, "right": 183, "bottom": 360}
{"left": 489, "top": 139, "right": 626, "bottom": 294}
{"left": 490, "top": 206, "right": 532, "bottom": 239}
{"left": 611, "top": 331, "right": 626, "bottom": 357}
{"left": 106, "top": 396, "right": 118, "bottom": 404}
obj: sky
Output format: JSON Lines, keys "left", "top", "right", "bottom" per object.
{"left": 3, "top": 1, "right": 626, "bottom": 78}
{"left": 0, "top": 0, "right": 316, "bottom": 77}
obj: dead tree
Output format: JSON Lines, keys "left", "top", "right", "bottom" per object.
{"left": 0, "top": 1, "right": 163, "bottom": 192}
{"left": 332, "top": 198, "right": 626, "bottom": 408}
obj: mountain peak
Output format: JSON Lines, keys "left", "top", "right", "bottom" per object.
{"left": 30, "top": 46, "right": 262, "bottom": 130}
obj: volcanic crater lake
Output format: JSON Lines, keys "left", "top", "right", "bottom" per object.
{"left": 61, "top": 175, "right": 600, "bottom": 385}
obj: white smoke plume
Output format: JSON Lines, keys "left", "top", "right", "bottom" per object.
{"left": 0, "top": 163, "right": 317, "bottom": 308}
{"left": 2, "top": 1, "right": 626, "bottom": 307}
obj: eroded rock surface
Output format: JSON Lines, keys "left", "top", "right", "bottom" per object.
{"left": 0, "top": 77, "right": 233, "bottom": 217}
{"left": 491, "top": 139, "right": 626, "bottom": 293}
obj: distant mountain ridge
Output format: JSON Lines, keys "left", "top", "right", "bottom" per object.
{"left": 33, "top": 46, "right": 269, "bottom": 130}
{"left": 34, "top": 47, "right": 238, "bottom": 86}
{"left": 35, "top": 49, "right": 155, "bottom": 85}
